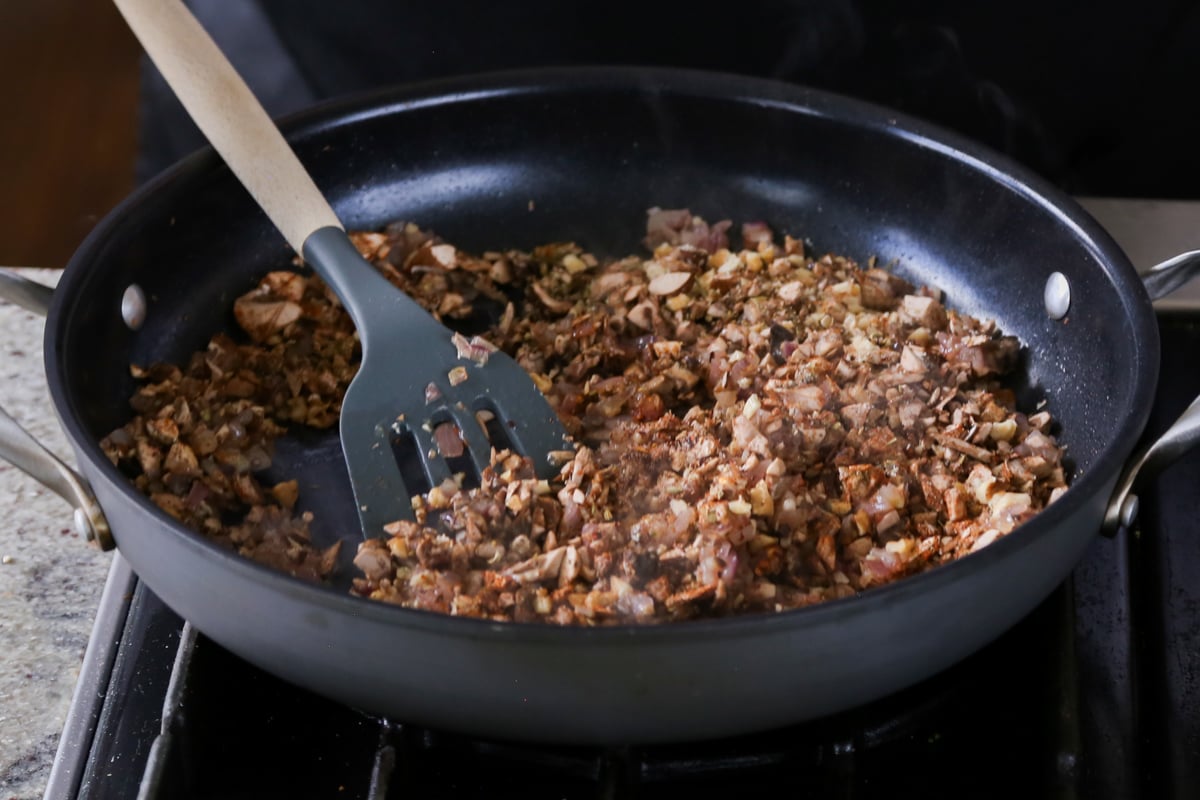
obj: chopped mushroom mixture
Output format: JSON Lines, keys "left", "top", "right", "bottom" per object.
{"left": 101, "top": 208, "right": 1068, "bottom": 624}
{"left": 100, "top": 271, "right": 356, "bottom": 580}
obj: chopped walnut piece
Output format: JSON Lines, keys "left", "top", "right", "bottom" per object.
{"left": 233, "top": 292, "right": 304, "bottom": 343}
{"left": 648, "top": 271, "right": 692, "bottom": 296}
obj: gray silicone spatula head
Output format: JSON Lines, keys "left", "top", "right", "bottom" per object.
{"left": 304, "top": 230, "right": 571, "bottom": 535}
{"left": 113, "top": 0, "right": 571, "bottom": 537}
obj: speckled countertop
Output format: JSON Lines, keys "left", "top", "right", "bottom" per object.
{"left": 0, "top": 271, "right": 111, "bottom": 800}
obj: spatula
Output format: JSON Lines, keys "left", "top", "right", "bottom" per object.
{"left": 113, "top": 0, "right": 571, "bottom": 537}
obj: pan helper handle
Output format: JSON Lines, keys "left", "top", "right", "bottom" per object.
{"left": 0, "top": 269, "right": 113, "bottom": 549}
{"left": 1103, "top": 394, "right": 1200, "bottom": 537}
{"left": 0, "top": 405, "right": 112, "bottom": 549}
{"left": 0, "top": 269, "right": 54, "bottom": 315}
{"left": 1102, "top": 251, "right": 1200, "bottom": 537}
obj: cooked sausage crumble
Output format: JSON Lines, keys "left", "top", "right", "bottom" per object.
{"left": 102, "top": 209, "right": 1068, "bottom": 624}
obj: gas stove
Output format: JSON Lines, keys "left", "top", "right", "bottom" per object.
{"left": 42, "top": 2, "right": 1200, "bottom": 795}
{"left": 39, "top": 201, "right": 1200, "bottom": 797}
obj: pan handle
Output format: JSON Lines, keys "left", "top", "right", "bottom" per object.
{"left": 1101, "top": 251, "right": 1200, "bottom": 537}
{"left": 1141, "top": 250, "right": 1200, "bottom": 302}
{"left": 0, "top": 268, "right": 114, "bottom": 550}
{"left": 0, "top": 269, "right": 54, "bottom": 316}
{"left": 1102, "top": 395, "right": 1200, "bottom": 537}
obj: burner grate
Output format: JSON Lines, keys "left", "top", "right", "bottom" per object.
{"left": 111, "top": 587, "right": 1082, "bottom": 800}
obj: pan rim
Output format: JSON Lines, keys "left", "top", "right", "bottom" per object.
{"left": 48, "top": 65, "right": 1158, "bottom": 644}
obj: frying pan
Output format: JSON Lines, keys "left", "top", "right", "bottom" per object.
{"left": 3, "top": 68, "right": 1197, "bottom": 744}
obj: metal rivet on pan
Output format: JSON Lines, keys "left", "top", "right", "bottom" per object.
{"left": 121, "top": 284, "right": 147, "bottom": 330}
{"left": 1044, "top": 272, "right": 1070, "bottom": 319}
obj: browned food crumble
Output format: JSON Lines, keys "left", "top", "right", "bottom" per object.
{"left": 99, "top": 272, "right": 355, "bottom": 580}
{"left": 101, "top": 209, "right": 1068, "bottom": 622}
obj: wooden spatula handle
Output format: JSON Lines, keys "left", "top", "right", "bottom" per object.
{"left": 112, "top": 0, "right": 341, "bottom": 252}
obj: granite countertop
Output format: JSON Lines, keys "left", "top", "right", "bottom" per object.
{"left": 0, "top": 271, "right": 111, "bottom": 800}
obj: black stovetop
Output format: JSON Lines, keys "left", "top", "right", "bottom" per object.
{"left": 42, "top": 315, "right": 1200, "bottom": 798}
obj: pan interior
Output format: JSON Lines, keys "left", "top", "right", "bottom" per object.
{"left": 54, "top": 72, "right": 1152, "bottom": 579}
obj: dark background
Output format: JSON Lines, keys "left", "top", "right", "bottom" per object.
{"left": 6, "top": 0, "right": 1199, "bottom": 268}
{"left": 254, "top": 0, "right": 1200, "bottom": 198}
